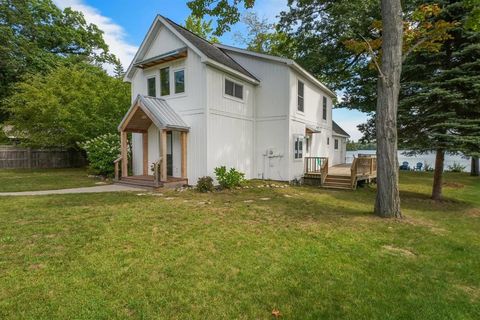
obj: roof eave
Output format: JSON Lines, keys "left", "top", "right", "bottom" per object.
{"left": 203, "top": 58, "right": 260, "bottom": 85}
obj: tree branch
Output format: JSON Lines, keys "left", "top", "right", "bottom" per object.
{"left": 359, "top": 34, "right": 385, "bottom": 79}
{"left": 402, "top": 37, "right": 428, "bottom": 63}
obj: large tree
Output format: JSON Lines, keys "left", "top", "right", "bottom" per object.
{"left": 184, "top": 15, "right": 219, "bottom": 43}
{"left": 0, "top": 0, "right": 115, "bottom": 121}
{"left": 5, "top": 62, "right": 130, "bottom": 148}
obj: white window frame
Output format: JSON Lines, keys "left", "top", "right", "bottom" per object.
{"left": 322, "top": 96, "right": 328, "bottom": 121}
{"left": 297, "top": 80, "right": 305, "bottom": 113}
{"left": 294, "top": 135, "right": 304, "bottom": 160}
{"left": 146, "top": 76, "right": 157, "bottom": 97}
{"left": 334, "top": 138, "right": 339, "bottom": 150}
{"left": 160, "top": 67, "right": 170, "bottom": 97}
{"left": 223, "top": 76, "right": 244, "bottom": 102}
{"left": 172, "top": 67, "right": 186, "bottom": 96}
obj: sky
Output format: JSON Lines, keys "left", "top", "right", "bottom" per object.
{"left": 52, "top": 0, "right": 369, "bottom": 140}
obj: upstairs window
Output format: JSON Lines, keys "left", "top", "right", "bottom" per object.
{"left": 294, "top": 136, "right": 303, "bottom": 159}
{"left": 225, "top": 78, "right": 243, "bottom": 100}
{"left": 174, "top": 69, "right": 185, "bottom": 94}
{"left": 147, "top": 77, "right": 156, "bottom": 97}
{"left": 297, "top": 81, "right": 304, "bottom": 112}
{"left": 160, "top": 67, "right": 170, "bottom": 96}
{"left": 323, "top": 96, "right": 327, "bottom": 120}
{"left": 334, "top": 139, "right": 339, "bottom": 150}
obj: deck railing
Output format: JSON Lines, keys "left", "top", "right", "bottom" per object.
{"left": 304, "top": 157, "right": 329, "bottom": 184}
{"left": 351, "top": 156, "right": 377, "bottom": 189}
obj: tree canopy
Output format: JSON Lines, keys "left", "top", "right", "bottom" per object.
{"left": 0, "top": 0, "right": 116, "bottom": 121}
{"left": 184, "top": 15, "right": 219, "bottom": 43}
{"left": 6, "top": 62, "right": 130, "bottom": 148}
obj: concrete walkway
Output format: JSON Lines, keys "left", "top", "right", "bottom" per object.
{"left": 0, "top": 184, "right": 145, "bottom": 196}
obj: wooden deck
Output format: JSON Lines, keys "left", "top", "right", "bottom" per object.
{"left": 304, "top": 157, "right": 377, "bottom": 190}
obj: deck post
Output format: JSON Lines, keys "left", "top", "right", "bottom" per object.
{"left": 181, "top": 131, "right": 187, "bottom": 179}
{"left": 120, "top": 130, "right": 128, "bottom": 177}
{"left": 142, "top": 132, "right": 148, "bottom": 176}
{"left": 160, "top": 129, "right": 167, "bottom": 182}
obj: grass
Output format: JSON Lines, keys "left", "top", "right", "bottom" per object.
{"left": 0, "top": 168, "right": 105, "bottom": 192}
{"left": 0, "top": 172, "right": 479, "bottom": 319}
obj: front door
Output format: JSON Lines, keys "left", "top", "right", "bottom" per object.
{"left": 167, "top": 131, "right": 173, "bottom": 176}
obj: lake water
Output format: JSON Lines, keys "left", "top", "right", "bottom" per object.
{"left": 346, "top": 150, "right": 472, "bottom": 172}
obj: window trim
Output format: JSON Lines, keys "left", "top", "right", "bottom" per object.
{"left": 160, "top": 67, "right": 170, "bottom": 97}
{"left": 223, "top": 77, "right": 244, "bottom": 102}
{"left": 322, "top": 96, "right": 328, "bottom": 121}
{"left": 294, "top": 135, "right": 304, "bottom": 160}
{"left": 297, "top": 80, "right": 304, "bottom": 112}
{"left": 334, "top": 138, "right": 339, "bottom": 150}
{"left": 173, "top": 67, "right": 186, "bottom": 95}
{"left": 147, "top": 76, "right": 157, "bottom": 97}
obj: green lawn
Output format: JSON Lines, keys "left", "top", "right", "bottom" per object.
{"left": 0, "top": 172, "right": 479, "bottom": 319}
{"left": 0, "top": 168, "right": 105, "bottom": 192}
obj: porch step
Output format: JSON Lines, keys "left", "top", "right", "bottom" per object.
{"left": 116, "top": 176, "right": 188, "bottom": 189}
{"left": 322, "top": 174, "right": 353, "bottom": 190}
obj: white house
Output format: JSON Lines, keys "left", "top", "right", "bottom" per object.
{"left": 117, "top": 15, "right": 352, "bottom": 187}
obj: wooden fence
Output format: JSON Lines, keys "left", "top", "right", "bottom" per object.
{"left": 0, "top": 145, "right": 87, "bottom": 169}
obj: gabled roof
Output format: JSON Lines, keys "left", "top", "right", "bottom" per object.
{"left": 332, "top": 121, "right": 350, "bottom": 137}
{"left": 124, "top": 15, "right": 259, "bottom": 84}
{"left": 119, "top": 95, "right": 189, "bottom": 132}
{"left": 162, "top": 17, "right": 258, "bottom": 81}
{"left": 215, "top": 43, "right": 336, "bottom": 99}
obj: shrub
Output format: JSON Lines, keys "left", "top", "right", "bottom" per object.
{"left": 196, "top": 176, "right": 214, "bottom": 192}
{"left": 82, "top": 133, "right": 121, "bottom": 177}
{"left": 448, "top": 162, "right": 466, "bottom": 173}
{"left": 214, "top": 166, "right": 245, "bottom": 189}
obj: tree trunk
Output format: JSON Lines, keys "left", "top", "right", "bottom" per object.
{"left": 471, "top": 157, "right": 479, "bottom": 176}
{"left": 432, "top": 149, "right": 445, "bottom": 200}
{"left": 374, "top": 0, "right": 403, "bottom": 218}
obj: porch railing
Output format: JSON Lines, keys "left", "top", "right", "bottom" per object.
{"left": 114, "top": 156, "right": 122, "bottom": 181}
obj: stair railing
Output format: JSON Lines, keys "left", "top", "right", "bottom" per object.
{"left": 350, "top": 157, "right": 358, "bottom": 189}
{"left": 320, "top": 158, "right": 329, "bottom": 185}
{"left": 114, "top": 156, "right": 122, "bottom": 181}
{"left": 153, "top": 157, "right": 163, "bottom": 187}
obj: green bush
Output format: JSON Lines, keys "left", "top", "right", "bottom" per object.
{"left": 196, "top": 176, "right": 214, "bottom": 192}
{"left": 214, "top": 166, "right": 245, "bottom": 189}
{"left": 448, "top": 162, "right": 466, "bottom": 173}
{"left": 82, "top": 133, "right": 121, "bottom": 177}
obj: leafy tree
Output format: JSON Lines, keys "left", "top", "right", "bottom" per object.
{"left": 184, "top": 15, "right": 219, "bottom": 43}
{"left": 234, "top": 12, "right": 295, "bottom": 57}
{"left": 6, "top": 62, "right": 130, "bottom": 148}
{"left": 0, "top": 0, "right": 116, "bottom": 121}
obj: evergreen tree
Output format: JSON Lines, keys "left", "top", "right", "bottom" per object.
{"left": 399, "top": 0, "right": 480, "bottom": 199}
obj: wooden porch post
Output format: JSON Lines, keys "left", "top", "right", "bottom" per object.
{"left": 181, "top": 131, "right": 187, "bottom": 179}
{"left": 160, "top": 129, "right": 167, "bottom": 182}
{"left": 120, "top": 130, "right": 128, "bottom": 177}
{"left": 142, "top": 132, "right": 148, "bottom": 176}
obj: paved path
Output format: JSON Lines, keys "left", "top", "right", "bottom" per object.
{"left": 0, "top": 184, "right": 145, "bottom": 196}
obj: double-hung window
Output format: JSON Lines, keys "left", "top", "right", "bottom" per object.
{"left": 174, "top": 69, "right": 185, "bottom": 94}
{"left": 322, "top": 96, "right": 327, "bottom": 120}
{"left": 147, "top": 77, "right": 156, "bottom": 97}
{"left": 294, "top": 136, "right": 303, "bottom": 159}
{"left": 225, "top": 78, "right": 243, "bottom": 99}
{"left": 297, "top": 81, "right": 304, "bottom": 112}
{"left": 334, "top": 139, "right": 339, "bottom": 150}
{"left": 160, "top": 67, "right": 170, "bottom": 96}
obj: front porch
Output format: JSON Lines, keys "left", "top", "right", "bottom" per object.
{"left": 304, "top": 156, "right": 377, "bottom": 190}
{"left": 114, "top": 95, "right": 190, "bottom": 188}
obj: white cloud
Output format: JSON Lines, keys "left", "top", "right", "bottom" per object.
{"left": 53, "top": 0, "right": 137, "bottom": 73}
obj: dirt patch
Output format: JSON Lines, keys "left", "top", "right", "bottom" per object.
{"left": 443, "top": 182, "right": 465, "bottom": 189}
{"left": 400, "top": 216, "right": 448, "bottom": 235}
{"left": 465, "top": 208, "right": 480, "bottom": 217}
{"left": 382, "top": 245, "right": 416, "bottom": 257}
{"left": 455, "top": 284, "right": 480, "bottom": 301}
{"left": 29, "top": 263, "right": 45, "bottom": 270}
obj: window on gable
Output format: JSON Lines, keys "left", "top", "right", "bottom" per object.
{"left": 298, "top": 81, "right": 304, "bottom": 112}
{"left": 323, "top": 96, "right": 327, "bottom": 120}
{"left": 174, "top": 69, "right": 185, "bottom": 94}
{"left": 225, "top": 78, "right": 243, "bottom": 100}
{"left": 294, "top": 136, "right": 303, "bottom": 159}
{"left": 160, "top": 67, "right": 170, "bottom": 96}
{"left": 334, "top": 139, "right": 339, "bottom": 150}
{"left": 147, "top": 77, "right": 156, "bottom": 97}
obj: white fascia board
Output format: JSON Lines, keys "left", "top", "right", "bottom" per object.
{"left": 289, "top": 62, "right": 336, "bottom": 99}
{"left": 203, "top": 58, "right": 260, "bottom": 85}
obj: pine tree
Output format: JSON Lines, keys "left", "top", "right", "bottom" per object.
{"left": 399, "top": 0, "right": 480, "bottom": 199}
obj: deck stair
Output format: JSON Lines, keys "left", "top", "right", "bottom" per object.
{"left": 322, "top": 175, "right": 352, "bottom": 190}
